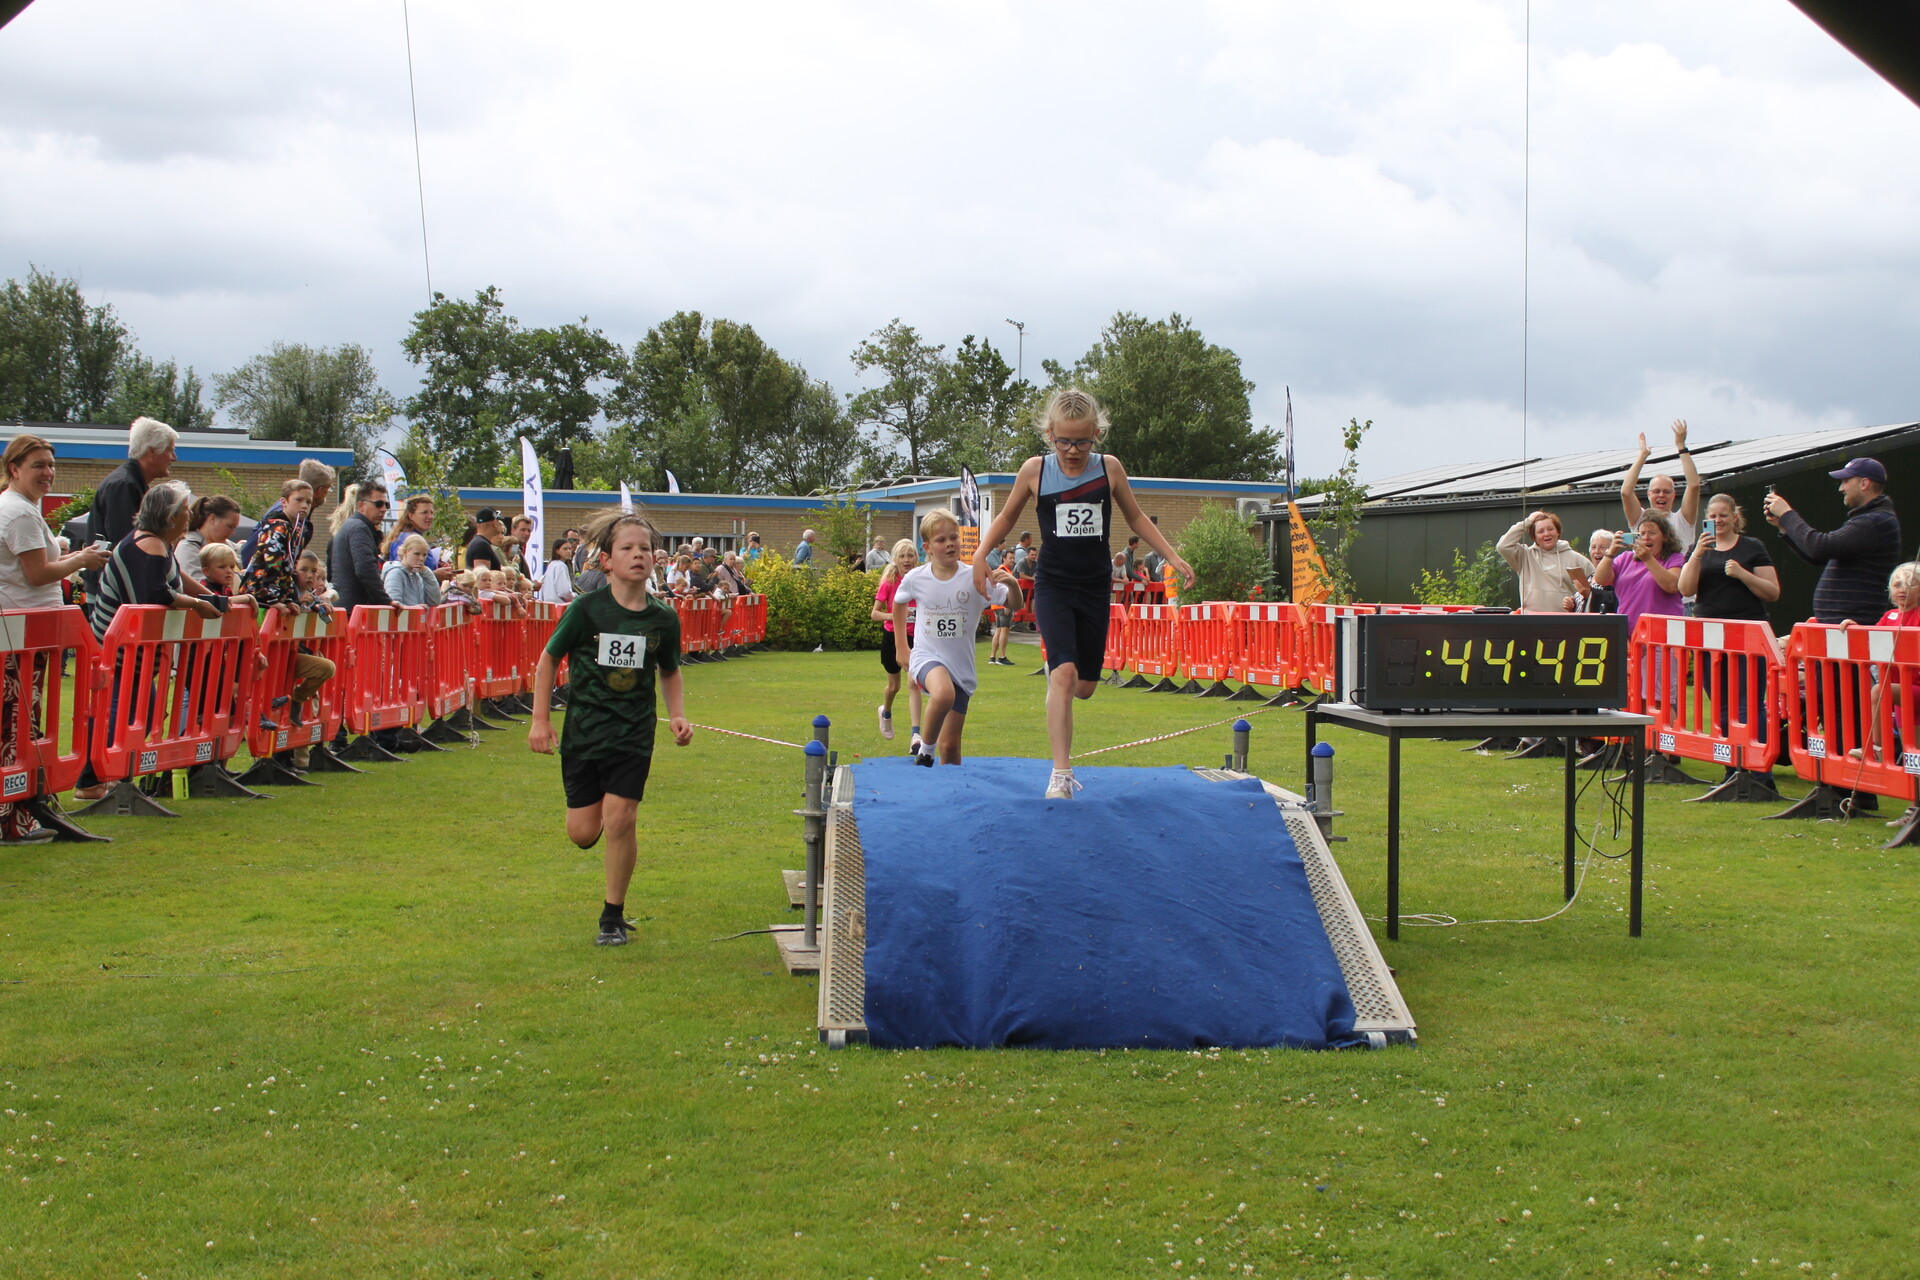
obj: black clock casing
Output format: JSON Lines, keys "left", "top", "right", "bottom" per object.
{"left": 1337, "top": 614, "right": 1631, "bottom": 712}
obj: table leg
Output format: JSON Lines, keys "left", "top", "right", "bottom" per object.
{"left": 1563, "top": 734, "right": 1577, "bottom": 901}
{"left": 1386, "top": 728, "right": 1401, "bottom": 941}
{"left": 1630, "top": 731, "right": 1645, "bottom": 937}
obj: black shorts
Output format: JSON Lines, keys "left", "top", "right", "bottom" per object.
{"left": 1033, "top": 574, "right": 1110, "bottom": 678}
{"left": 562, "top": 753, "right": 652, "bottom": 810}
{"left": 880, "top": 630, "right": 911, "bottom": 675}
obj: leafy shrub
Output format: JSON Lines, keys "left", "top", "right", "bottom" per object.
{"left": 744, "top": 553, "right": 884, "bottom": 651}
{"left": 1411, "top": 541, "right": 1512, "bottom": 606}
{"left": 47, "top": 487, "right": 95, "bottom": 530}
{"left": 1177, "top": 501, "right": 1273, "bottom": 602}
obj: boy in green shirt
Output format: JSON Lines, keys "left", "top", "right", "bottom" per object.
{"left": 529, "top": 510, "right": 693, "bottom": 945}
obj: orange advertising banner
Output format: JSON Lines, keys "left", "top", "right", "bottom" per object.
{"left": 1288, "top": 501, "right": 1330, "bottom": 605}
{"left": 960, "top": 526, "right": 980, "bottom": 562}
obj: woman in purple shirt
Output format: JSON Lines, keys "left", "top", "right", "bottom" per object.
{"left": 1594, "top": 512, "right": 1686, "bottom": 707}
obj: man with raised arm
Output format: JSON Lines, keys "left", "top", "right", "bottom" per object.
{"left": 1621, "top": 418, "right": 1703, "bottom": 532}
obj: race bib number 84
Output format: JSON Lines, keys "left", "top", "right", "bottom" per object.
{"left": 1055, "top": 502, "right": 1102, "bottom": 538}
{"left": 598, "top": 632, "right": 647, "bottom": 669}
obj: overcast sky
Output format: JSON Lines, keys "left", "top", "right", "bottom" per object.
{"left": 3, "top": 0, "right": 1917, "bottom": 481}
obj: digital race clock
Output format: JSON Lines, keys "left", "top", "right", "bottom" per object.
{"left": 1336, "top": 614, "right": 1630, "bottom": 712}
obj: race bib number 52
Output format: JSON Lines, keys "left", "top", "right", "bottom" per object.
{"left": 598, "top": 632, "right": 647, "bottom": 668}
{"left": 1055, "top": 502, "right": 1102, "bottom": 538}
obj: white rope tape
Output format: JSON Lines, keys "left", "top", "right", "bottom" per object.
{"left": 689, "top": 723, "right": 807, "bottom": 750}
{"left": 1071, "top": 705, "right": 1277, "bottom": 761}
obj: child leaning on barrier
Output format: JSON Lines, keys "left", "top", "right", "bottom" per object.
{"left": 1845, "top": 562, "right": 1920, "bottom": 770}
{"left": 528, "top": 507, "right": 692, "bottom": 947}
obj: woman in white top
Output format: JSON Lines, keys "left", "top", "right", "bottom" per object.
{"left": 1497, "top": 510, "right": 1594, "bottom": 614}
{"left": 538, "top": 536, "right": 577, "bottom": 604}
{"left": 174, "top": 495, "right": 243, "bottom": 584}
{"left": 0, "top": 435, "right": 110, "bottom": 843}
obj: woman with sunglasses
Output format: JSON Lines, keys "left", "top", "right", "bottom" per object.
{"left": 325, "top": 481, "right": 396, "bottom": 614}
{"left": 973, "top": 389, "right": 1194, "bottom": 799}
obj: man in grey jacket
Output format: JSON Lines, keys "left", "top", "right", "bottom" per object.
{"left": 329, "top": 480, "right": 394, "bottom": 614}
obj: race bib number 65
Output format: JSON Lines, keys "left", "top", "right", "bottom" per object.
{"left": 1055, "top": 502, "right": 1102, "bottom": 538}
{"left": 598, "top": 632, "right": 647, "bottom": 668}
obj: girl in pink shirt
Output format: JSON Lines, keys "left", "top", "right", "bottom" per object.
{"left": 871, "top": 539, "right": 924, "bottom": 754}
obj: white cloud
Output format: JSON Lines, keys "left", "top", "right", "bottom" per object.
{"left": 1, "top": 0, "right": 1914, "bottom": 485}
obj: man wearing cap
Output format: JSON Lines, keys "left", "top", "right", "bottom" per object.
{"left": 467, "top": 508, "right": 506, "bottom": 572}
{"left": 1764, "top": 458, "right": 1902, "bottom": 625}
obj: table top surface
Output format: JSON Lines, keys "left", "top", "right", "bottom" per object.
{"left": 1308, "top": 702, "right": 1654, "bottom": 732}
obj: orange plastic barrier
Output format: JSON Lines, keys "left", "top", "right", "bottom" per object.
{"left": 1178, "top": 602, "right": 1241, "bottom": 683}
{"left": 1300, "top": 604, "right": 1378, "bottom": 693}
{"left": 0, "top": 607, "right": 98, "bottom": 801}
{"left": 425, "top": 603, "right": 477, "bottom": 721}
{"left": 1782, "top": 622, "right": 1920, "bottom": 802}
{"left": 343, "top": 605, "right": 430, "bottom": 735}
{"left": 88, "top": 605, "right": 258, "bottom": 781}
{"left": 675, "top": 596, "right": 721, "bottom": 659}
{"left": 247, "top": 607, "right": 349, "bottom": 759}
{"left": 1629, "top": 614, "right": 1782, "bottom": 774}
{"left": 1101, "top": 603, "right": 1129, "bottom": 675}
{"left": 521, "top": 600, "right": 569, "bottom": 690}
{"left": 1239, "top": 602, "right": 1310, "bottom": 689}
{"left": 473, "top": 597, "right": 525, "bottom": 700}
{"left": 738, "top": 594, "right": 767, "bottom": 646}
{"left": 1125, "top": 604, "right": 1181, "bottom": 678}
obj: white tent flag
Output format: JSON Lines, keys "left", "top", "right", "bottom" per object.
{"left": 1283, "top": 385, "right": 1295, "bottom": 496}
{"left": 374, "top": 446, "right": 408, "bottom": 496}
{"left": 618, "top": 482, "right": 634, "bottom": 514}
{"left": 519, "top": 436, "right": 544, "bottom": 581}
{"left": 665, "top": 469, "right": 681, "bottom": 495}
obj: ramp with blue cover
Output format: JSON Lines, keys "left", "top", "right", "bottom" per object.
{"left": 814, "top": 758, "right": 1415, "bottom": 1051}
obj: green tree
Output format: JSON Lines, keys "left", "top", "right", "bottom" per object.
{"left": 848, "top": 319, "right": 950, "bottom": 476}
{"left": 212, "top": 342, "right": 390, "bottom": 467}
{"left": 610, "top": 311, "right": 816, "bottom": 493}
{"left": 0, "top": 267, "right": 129, "bottom": 422}
{"left": 392, "top": 425, "right": 482, "bottom": 551}
{"left": 1306, "top": 417, "right": 1370, "bottom": 603}
{"left": 1051, "top": 312, "right": 1280, "bottom": 481}
{"left": 1178, "top": 502, "right": 1274, "bottom": 602}
{"left": 402, "top": 287, "right": 526, "bottom": 484}
{"left": 104, "top": 354, "right": 213, "bottom": 431}
{"left": 761, "top": 378, "right": 863, "bottom": 496}
{"left": 515, "top": 319, "right": 621, "bottom": 458}
{"left": 936, "top": 335, "right": 1030, "bottom": 473}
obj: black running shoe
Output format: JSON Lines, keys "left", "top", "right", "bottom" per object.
{"left": 914, "top": 750, "right": 935, "bottom": 768}
{"left": 595, "top": 923, "right": 630, "bottom": 946}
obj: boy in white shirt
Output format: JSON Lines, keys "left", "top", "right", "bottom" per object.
{"left": 893, "top": 510, "right": 1021, "bottom": 766}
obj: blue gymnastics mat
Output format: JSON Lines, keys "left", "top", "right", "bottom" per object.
{"left": 849, "top": 757, "right": 1367, "bottom": 1051}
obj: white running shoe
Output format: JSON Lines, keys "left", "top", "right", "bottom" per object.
{"left": 878, "top": 705, "right": 894, "bottom": 740}
{"left": 1045, "top": 768, "right": 1081, "bottom": 800}
{"left": 909, "top": 732, "right": 924, "bottom": 757}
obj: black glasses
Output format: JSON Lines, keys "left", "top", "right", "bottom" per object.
{"left": 1050, "top": 436, "right": 1096, "bottom": 453}
{"left": 370, "top": 500, "right": 391, "bottom": 510}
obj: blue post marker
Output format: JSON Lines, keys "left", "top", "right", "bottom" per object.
{"left": 1232, "top": 718, "right": 1252, "bottom": 773}
{"left": 802, "top": 738, "right": 829, "bottom": 950}
{"left": 1310, "top": 741, "right": 1335, "bottom": 815}
{"left": 812, "top": 713, "right": 831, "bottom": 750}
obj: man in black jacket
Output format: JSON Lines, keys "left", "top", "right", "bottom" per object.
{"left": 86, "top": 416, "right": 177, "bottom": 594}
{"left": 1764, "top": 458, "right": 1901, "bottom": 624}
{"left": 329, "top": 480, "right": 394, "bottom": 614}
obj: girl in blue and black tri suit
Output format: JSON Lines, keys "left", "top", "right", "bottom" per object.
{"left": 972, "top": 389, "right": 1194, "bottom": 799}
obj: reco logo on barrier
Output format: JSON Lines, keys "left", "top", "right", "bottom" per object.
{"left": 2, "top": 773, "right": 26, "bottom": 798}
{"left": 138, "top": 750, "right": 158, "bottom": 773}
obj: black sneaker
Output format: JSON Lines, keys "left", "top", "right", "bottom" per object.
{"left": 913, "top": 750, "right": 935, "bottom": 768}
{"left": 596, "top": 922, "right": 630, "bottom": 946}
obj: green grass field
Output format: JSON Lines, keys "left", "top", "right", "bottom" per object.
{"left": 2, "top": 644, "right": 1913, "bottom": 1279}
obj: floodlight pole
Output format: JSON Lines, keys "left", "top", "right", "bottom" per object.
{"left": 1005, "top": 318, "right": 1025, "bottom": 384}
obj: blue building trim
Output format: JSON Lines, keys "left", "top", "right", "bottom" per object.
{"left": 55, "top": 442, "right": 357, "bottom": 467}
{"left": 855, "top": 474, "right": 1290, "bottom": 499}
{"left": 453, "top": 487, "right": 916, "bottom": 513}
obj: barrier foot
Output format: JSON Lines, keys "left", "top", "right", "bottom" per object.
{"left": 1881, "top": 805, "right": 1920, "bottom": 849}
{"left": 236, "top": 754, "right": 319, "bottom": 789}
{"left": 1263, "top": 690, "right": 1304, "bottom": 708}
{"left": 1225, "top": 683, "right": 1264, "bottom": 702}
{"left": 1175, "top": 679, "right": 1206, "bottom": 695}
{"left": 1688, "top": 768, "right": 1783, "bottom": 804}
{"left": 1506, "top": 736, "right": 1566, "bottom": 760}
{"left": 1146, "top": 677, "right": 1181, "bottom": 693}
{"left": 1608, "top": 753, "right": 1696, "bottom": 786}
{"left": 302, "top": 744, "right": 366, "bottom": 774}
{"left": 1765, "top": 783, "right": 1878, "bottom": 820}
{"left": 421, "top": 718, "right": 476, "bottom": 746}
{"left": 1464, "top": 736, "right": 1521, "bottom": 753}
{"left": 479, "top": 698, "right": 525, "bottom": 723}
{"left": 337, "top": 735, "right": 406, "bottom": 764}
{"left": 396, "top": 726, "right": 448, "bottom": 753}
{"left": 1030, "top": 664, "right": 1047, "bottom": 677}
{"left": 1119, "top": 673, "right": 1153, "bottom": 690}
{"left": 69, "top": 779, "right": 179, "bottom": 819}
{"left": 1198, "top": 680, "right": 1236, "bottom": 699}
{"left": 22, "top": 796, "right": 109, "bottom": 843}
{"left": 186, "top": 763, "right": 271, "bottom": 801}
{"left": 445, "top": 706, "right": 503, "bottom": 733}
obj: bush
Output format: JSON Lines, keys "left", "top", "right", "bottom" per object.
{"left": 743, "top": 553, "right": 884, "bottom": 651}
{"left": 1177, "top": 501, "right": 1274, "bottom": 602}
{"left": 1411, "top": 540, "right": 1512, "bottom": 607}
